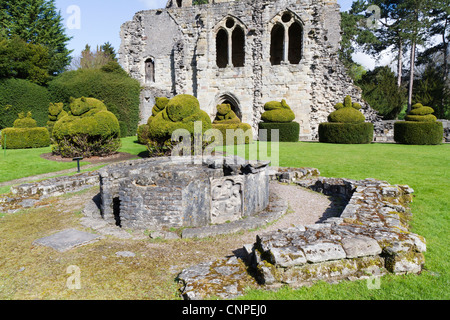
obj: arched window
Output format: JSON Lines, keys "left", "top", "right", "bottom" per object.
{"left": 270, "top": 11, "right": 303, "bottom": 65}
{"left": 288, "top": 22, "right": 303, "bottom": 64}
{"left": 232, "top": 26, "right": 245, "bottom": 67}
{"left": 176, "top": 0, "right": 182, "bottom": 7}
{"left": 216, "top": 29, "right": 229, "bottom": 69}
{"left": 216, "top": 17, "right": 245, "bottom": 68}
{"left": 145, "top": 58, "right": 155, "bottom": 83}
{"left": 270, "top": 24, "right": 284, "bottom": 66}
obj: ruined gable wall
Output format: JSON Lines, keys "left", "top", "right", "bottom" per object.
{"left": 119, "top": 0, "right": 378, "bottom": 140}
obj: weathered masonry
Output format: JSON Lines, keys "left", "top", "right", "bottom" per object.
{"left": 120, "top": 0, "right": 378, "bottom": 140}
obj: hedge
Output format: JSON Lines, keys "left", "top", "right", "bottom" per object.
{"left": 394, "top": 121, "right": 443, "bottom": 145}
{"left": 48, "top": 68, "right": 141, "bottom": 137}
{"left": 1, "top": 127, "right": 50, "bottom": 149}
{"left": 318, "top": 122, "right": 374, "bottom": 144}
{"left": 259, "top": 122, "right": 300, "bottom": 142}
{"left": 0, "top": 78, "right": 51, "bottom": 130}
{"left": 212, "top": 123, "right": 253, "bottom": 145}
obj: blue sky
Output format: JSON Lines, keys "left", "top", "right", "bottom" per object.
{"left": 54, "top": 0, "right": 368, "bottom": 65}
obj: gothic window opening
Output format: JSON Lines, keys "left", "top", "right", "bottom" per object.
{"left": 270, "top": 24, "right": 284, "bottom": 66}
{"left": 145, "top": 58, "right": 155, "bottom": 83}
{"left": 270, "top": 11, "right": 303, "bottom": 66}
{"left": 216, "top": 29, "right": 229, "bottom": 68}
{"left": 288, "top": 22, "right": 303, "bottom": 64}
{"left": 232, "top": 26, "right": 245, "bottom": 67}
{"left": 176, "top": 0, "right": 182, "bottom": 7}
{"left": 216, "top": 17, "right": 245, "bottom": 68}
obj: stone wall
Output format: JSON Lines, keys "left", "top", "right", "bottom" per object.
{"left": 178, "top": 171, "right": 427, "bottom": 300}
{"left": 98, "top": 156, "right": 270, "bottom": 230}
{"left": 119, "top": 0, "right": 377, "bottom": 140}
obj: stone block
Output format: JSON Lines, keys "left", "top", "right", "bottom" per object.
{"left": 341, "top": 236, "right": 382, "bottom": 258}
{"left": 33, "top": 229, "right": 101, "bottom": 252}
{"left": 302, "top": 242, "right": 346, "bottom": 263}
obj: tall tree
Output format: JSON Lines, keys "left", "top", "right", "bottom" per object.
{"left": 0, "top": 0, "right": 72, "bottom": 76}
{"left": 397, "top": 0, "right": 431, "bottom": 111}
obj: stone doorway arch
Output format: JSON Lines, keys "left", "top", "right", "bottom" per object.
{"left": 215, "top": 93, "right": 242, "bottom": 120}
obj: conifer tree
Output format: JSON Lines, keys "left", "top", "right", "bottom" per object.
{"left": 0, "top": 0, "right": 72, "bottom": 76}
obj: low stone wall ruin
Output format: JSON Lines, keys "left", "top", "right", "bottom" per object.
{"left": 98, "top": 156, "right": 270, "bottom": 231}
{"left": 178, "top": 173, "right": 427, "bottom": 300}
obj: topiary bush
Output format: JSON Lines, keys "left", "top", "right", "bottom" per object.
{"left": 212, "top": 104, "right": 253, "bottom": 145}
{"left": 52, "top": 97, "right": 121, "bottom": 157}
{"left": 47, "top": 102, "right": 68, "bottom": 136}
{"left": 258, "top": 99, "right": 299, "bottom": 142}
{"left": 1, "top": 112, "right": 50, "bottom": 149}
{"left": 136, "top": 97, "right": 170, "bottom": 145}
{"left": 259, "top": 122, "right": 300, "bottom": 142}
{"left": 48, "top": 68, "right": 141, "bottom": 137}
{"left": 394, "top": 103, "right": 443, "bottom": 145}
{"left": 261, "top": 99, "right": 296, "bottom": 123}
{"left": 319, "top": 95, "right": 373, "bottom": 144}
{"left": 147, "top": 94, "right": 212, "bottom": 145}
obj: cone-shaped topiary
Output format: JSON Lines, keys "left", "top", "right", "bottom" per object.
{"left": 394, "top": 103, "right": 443, "bottom": 145}
{"left": 1, "top": 112, "right": 50, "bottom": 149}
{"left": 259, "top": 99, "right": 299, "bottom": 142}
{"left": 212, "top": 104, "right": 253, "bottom": 145}
{"left": 319, "top": 96, "right": 373, "bottom": 144}
{"left": 52, "top": 97, "right": 121, "bottom": 157}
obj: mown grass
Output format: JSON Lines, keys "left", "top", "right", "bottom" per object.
{"left": 0, "top": 140, "right": 448, "bottom": 300}
{"left": 0, "top": 136, "right": 147, "bottom": 193}
{"left": 237, "top": 142, "right": 450, "bottom": 300}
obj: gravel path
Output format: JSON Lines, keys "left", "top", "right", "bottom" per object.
{"left": 231, "top": 181, "right": 342, "bottom": 245}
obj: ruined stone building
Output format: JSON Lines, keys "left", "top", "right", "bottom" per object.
{"left": 119, "top": 0, "right": 377, "bottom": 140}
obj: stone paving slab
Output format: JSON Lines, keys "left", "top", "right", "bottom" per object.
{"left": 33, "top": 229, "right": 101, "bottom": 252}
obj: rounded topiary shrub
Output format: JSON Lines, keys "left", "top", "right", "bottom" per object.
{"left": 319, "top": 95, "right": 373, "bottom": 144}
{"left": 1, "top": 112, "right": 50, "bottom": 149}
{"left": 394, "top": 103, "right": 443, "bottom": 145}
{"left": 52, "top": 97, "right": 121, "bottom": 157}
{"left": 258, "top": 99, "right": 299, "bottom": 142}
{"left": 212, "top": 104, "right": 253, "bottom": 145}
{"left": 147, "top": 94, "right": 212, "bottom": 144}
{"left": 48, "top": 68, "right": 141, "bottom": 137}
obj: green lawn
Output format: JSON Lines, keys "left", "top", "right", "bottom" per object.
{"left": 238, "top": 141, "right": 450, "bottom": 300}
{"left": 1, "top": 139, "right": 449, "bottom": 299}
{"left": 0, "top": 136, "right": 147, "bottom": 185}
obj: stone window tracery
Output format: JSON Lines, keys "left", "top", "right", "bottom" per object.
{"left": 270, "top": 11, "right": 303, "bottom": 66}
{"left": 215, "top": 17, "right": 245, "bottom": 68}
